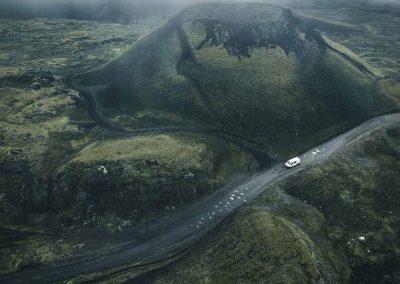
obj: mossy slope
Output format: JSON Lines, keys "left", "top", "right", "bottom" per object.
{"left": 151, "top": 209, "right": 322, "bottom": 283}
{"left": 0, "top": 18, "right": 259, "bottom": 235}
{"left": 50, "top": 134, "right": 258, "bottom": 231}
{"left": 73, "top": 2, "right": 395, "bottom": 156}
{"left": 280, "top": 126, "right": 400, "bottom": 282}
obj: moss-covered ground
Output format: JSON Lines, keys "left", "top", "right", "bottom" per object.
{"left": 145, "top": 123, "right": 400, "bottom": 283}
{"left": 152, "top": 209, "right": 321, "bottom": 283}
{"left": 1, "top": 2, "right": 400, "bottom": 281}
{"left": 279, "top": 126, "right": 400, "bottom": 282}
{"left": 0, "top": 16, "right": 260, "bottom": 273}
{"left": 51, "top": 134, "right": 257, "bottom": 233}
{"left": 0, "top": 18, "right": 154, "bottom": 76}
{"left": 291, "top": 1, "right": 400, "bottom": 78}
{"left": 0, "top": 235, "right": 77, "bottom": 275}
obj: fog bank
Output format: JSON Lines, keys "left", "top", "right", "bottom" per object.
{"left": 0, "top": 0, "right": 398, "bottom": 23}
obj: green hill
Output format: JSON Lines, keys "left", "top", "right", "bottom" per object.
{"left": 71, "top": 2, "right": 395, "bottom": 157}
{"left": 0, "top": 17, "right": 260, "bottom": 236}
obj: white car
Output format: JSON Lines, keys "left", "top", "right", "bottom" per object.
{"left": 285, "top": 157, "right": 301, "bottom": 168}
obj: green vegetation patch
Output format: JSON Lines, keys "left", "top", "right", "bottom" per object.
{"left": 0, "top": 16, "right": 261, "bottom": 237}
{"left": 53, "top": 133, "right": 258, "bottom": 232}
{"left": 75, "top": 23, "right": 210, "bottom": 126}
{"left": 0, "top": 18, "right": 153, "bottom": 76}
{"left": 152, "top": 208, "right": 320, "bottom": 283}
{"left": 278, "top": 126, "right": 400, "bottom": 282}
{"left": 0, "top": 236, "right": 76, "bottom": 275}
{"left": 74, "top": 134, "right": 210, "bottom": 169}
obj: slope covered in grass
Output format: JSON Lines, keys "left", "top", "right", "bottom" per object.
{"left": 72, "top": 2, "right": 396, "bottom": 157}
{"left": 152, "top": 209, "right": 322, "bottom": 283}
{"left": 0, "top": 17, "right": 259, "bottom": 237}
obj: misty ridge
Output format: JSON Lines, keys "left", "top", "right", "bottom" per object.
{"left": 366, "top": 0, "right": 400, "bottom": 5}
{"left": 0, "top": 0, "right": 221, "bottom": 23}
{"left": 0, "top": 0, "right": 180, "bottom": 23}
{"left": 1, "top": 0, "right": 399, "bottom": 24}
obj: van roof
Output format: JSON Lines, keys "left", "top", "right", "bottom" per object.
{"left": 288, "top": 157, "right": 300, "bottom": 163}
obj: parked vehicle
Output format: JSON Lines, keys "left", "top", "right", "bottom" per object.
{"left": 285, "top": 157, "right": 301, "bottom": 168}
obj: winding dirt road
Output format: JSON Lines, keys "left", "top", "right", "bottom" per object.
{"left": 2, "top": 113, "right": 400, "bottom": 283}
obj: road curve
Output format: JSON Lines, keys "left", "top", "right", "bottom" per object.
{"left": 2, "top": 113, "right": 400, "bottom": 284}
{"left": 77, "top": 88, "right": 277, "bottom": 164}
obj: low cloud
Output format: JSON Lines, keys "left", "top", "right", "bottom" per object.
{"left": 366, "top": 0, "right": 400, "bottom": 4}
{"left": 1, "top": 0, "right": 399, "bottom": 22}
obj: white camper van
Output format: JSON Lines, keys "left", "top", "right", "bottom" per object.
{"left": 285, "top": 157, "right": 301, "bottom": 168}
